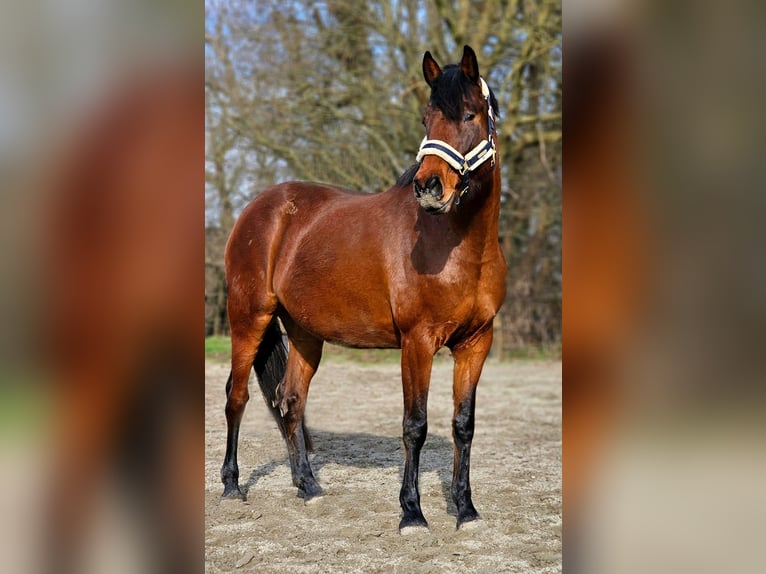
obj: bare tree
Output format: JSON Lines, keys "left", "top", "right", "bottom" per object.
{"left": 204, "top": 0, "right": 562, "bottom": 352}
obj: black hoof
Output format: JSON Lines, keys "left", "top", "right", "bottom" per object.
{"left": 399, "top": 514, "right": 428, "bottom": 533}
{"left": 298, "top": 480, "right": 324, "bottom": 501}
{"left": 222, "top": 484, "right": 245, "bottom": 500}
{"left": 456, "top": 508, "right": 481, "bottom": 529}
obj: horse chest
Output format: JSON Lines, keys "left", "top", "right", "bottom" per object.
{"left": 394, "top": 255, "right": 502, "bottom": 338}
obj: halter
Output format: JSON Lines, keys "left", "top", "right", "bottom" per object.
{"left": 416, "top": 77, "right": 496, "bottom": 199}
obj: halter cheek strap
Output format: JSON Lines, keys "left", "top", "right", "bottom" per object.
{"left": 416, "top": 77, "right": 496, "bottom": 198}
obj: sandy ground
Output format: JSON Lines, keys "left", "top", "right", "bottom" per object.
{"left": 205, "top": 358, "right": 561, "bottom": 573}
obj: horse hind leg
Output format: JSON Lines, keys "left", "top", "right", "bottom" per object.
{"left": 221, "top": 312, "right": 275, "bottom": 499}
{"left": 278, "top": 317, "right": 324, "bottom": 500}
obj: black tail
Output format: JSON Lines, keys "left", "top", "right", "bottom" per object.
{"left": 251, "top": 320, "right": 312, "bottom": 451}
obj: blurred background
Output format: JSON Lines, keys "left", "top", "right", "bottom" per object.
{"left": 565, "top": 0, "right": 766, "bottom": 572}
{"left": 0, "top": 0, "right": 764, "bottom": 572}
{"left": 0, "top": 0, "right": 202, "bottom": 572}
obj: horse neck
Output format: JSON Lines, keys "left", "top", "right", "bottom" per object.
{"left": 449, "top": 160, "right": 502, "bottom": 254}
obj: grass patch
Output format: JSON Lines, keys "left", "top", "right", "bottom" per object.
{"left": 502, "top": 343, "right": 561, "bottom": 361}
{"left": 205, "top": 335, "right": 560, "bottom": 364}
{"left": 205, "top": 335, "right": 231, "bottom": 363}
{"left": 205, "top": 336, "right": 402, "bottom": 364}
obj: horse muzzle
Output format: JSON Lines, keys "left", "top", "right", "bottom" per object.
{"left": 413, "top": 175, "right": 453, "bottom": 214}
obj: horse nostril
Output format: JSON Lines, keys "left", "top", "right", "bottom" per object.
{"left": 425, "top": 176, "right": 442, "bottom": 200}
{"left": 413, "top": 178, "right": 424, "bottom": 197}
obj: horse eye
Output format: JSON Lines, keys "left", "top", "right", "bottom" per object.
{"left": 463, "top": 112, "right": 476, "bottom": 122}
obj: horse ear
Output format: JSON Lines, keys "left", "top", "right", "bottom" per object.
{"left": 422, "top": 51, "right": 442, "bottom": 87}
{"left": 460, "top": 45, "right": 480, "bottom": 84}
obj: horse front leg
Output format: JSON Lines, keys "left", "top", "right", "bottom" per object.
{"left": 398, "top": 335, "right": 434, "bottom": 533}
{"left": 450, "top": 327, "right": 494, "bottom": 529}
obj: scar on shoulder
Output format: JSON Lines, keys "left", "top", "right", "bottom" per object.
{"left": 285, "top": 200, "right": 298, "bottom": 215}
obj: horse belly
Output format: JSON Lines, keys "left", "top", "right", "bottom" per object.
{"left": 276, "top": 265, "right": 399, "bottom": 349}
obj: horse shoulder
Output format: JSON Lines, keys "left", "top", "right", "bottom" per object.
{"left": 480, "top": 247, "right": 508, "bottom": 312}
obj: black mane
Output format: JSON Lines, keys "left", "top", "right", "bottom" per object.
{"left": 396, "top": 163, "right": 419, "bottom": 187}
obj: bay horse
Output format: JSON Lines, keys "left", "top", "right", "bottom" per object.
{"left": 222, "top": 45, "right": 506, "bottom": 532}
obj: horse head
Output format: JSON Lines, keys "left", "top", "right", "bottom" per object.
{"left": 414, "top": 45, "right": 498, "bottom": 214}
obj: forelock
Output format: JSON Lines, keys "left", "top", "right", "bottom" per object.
{"left": 428, "top": 65, "right": 499, "bottom": 121}
{"left": 428, "top": 65, "right": 472, "bottom": 121}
